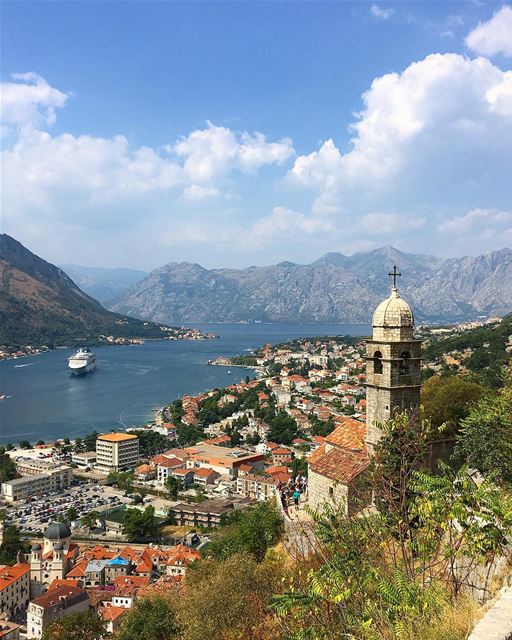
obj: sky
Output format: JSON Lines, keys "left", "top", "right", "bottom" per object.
{"left": 1, "top": 1, "right": 512, "bottom": 270}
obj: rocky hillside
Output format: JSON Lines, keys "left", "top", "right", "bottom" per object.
{"left": 59, "top": 264, "right": 147, "bottom": 304}
{"left": 0, "top": 234, "right": 191, "bottom": 347}
{"left": 108, "top": 246, "right": 512, "bottom": 324}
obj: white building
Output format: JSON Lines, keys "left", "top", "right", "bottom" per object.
{"left": 95, "top": 433, "right": 139, "bottom": 473}
{"left": 70, "top": 451, "right": 97, "bottom": 469}
{"left": 27, "top": 586, "right": 88, "bottom": 639}
{"left": 1, "top": 466, "right": 73, "bottom": 502}
{"left": 0, "top": 563, "right": 30, "bottom": 619}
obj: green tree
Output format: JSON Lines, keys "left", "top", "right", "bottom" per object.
{"left": 455, "top": 369, "right": 512, "bottom": 483}
{"left": 19, "top": 440, "right": 32, "bottom": 449}
{"left": 206, "top": 501, "right": 283, "bottom": 562}
{"left": 0, "top": 524, "right": 29, "bottom": 565}
{"left": 42, "top": 611, "right": 106, "bottom": 640}
{"left": 83, "top": 430, "right": 99, "bottom": 451}
{"left": 178, "top": 553, "right": 281, "bottom": 640}
{"left": 66, "top": 506, "right": 78, "bottom": 522}
{"left": 118, "top": 593, "right": 179, "bottom": 640}
{"left": 421, "top": 375, "right": 487, "bottom": 434}
{"left": 123, "top": 506, "right": 158, "bottom": 542}
{"left": 81, "top": 510, "right": 100, "bottom": 530}
{"left": 0, "top": 450, "right": 17, "bottom": 482}
{"left": 267, "top": 411, "right": 298, "bottom": 445}
{"left": 165, "top": 476, "right": 182, "bottom": 500}
{"left": 36, "top": 439, "right": 45, "bottom": 446}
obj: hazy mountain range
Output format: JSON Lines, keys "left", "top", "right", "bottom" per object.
{"left": 59, "top": 264, "right": 147, "bottom": 304}
{"left": 105, "top": 246, "right": 512, "bottom": 324}
{"left": 0, "top": 234, "right": 176, "bottom": 346}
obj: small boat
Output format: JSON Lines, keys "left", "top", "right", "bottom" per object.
{"left": 227, "top": 370, "right": 231, "bottom": 375}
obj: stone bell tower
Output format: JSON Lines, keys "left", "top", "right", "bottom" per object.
{"left": 365, "top": 266, "right": 422, "bottom": 451}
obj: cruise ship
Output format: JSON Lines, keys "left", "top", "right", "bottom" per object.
{"left": 68, "top": 348, "right": 96, "bottom": 375}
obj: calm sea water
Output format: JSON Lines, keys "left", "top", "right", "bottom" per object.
{"left": 0, "top": 323, "right": 370, "bottom": 444}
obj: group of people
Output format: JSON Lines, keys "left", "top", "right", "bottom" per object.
{"left": 279, "top": 474, "right": 308, "bottom": 512}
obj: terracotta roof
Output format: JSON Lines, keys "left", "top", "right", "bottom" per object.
{"left": 135, "top": 464, "right": 154, "bottom": 474}
{"left": 193, "top": 467, "right": 217, "bottom": 478}
{"left": 31, "top": 585, "right": 87, "bottom": 608}
{"left": 99, "top": 605, "right": 126, "bottom": 622}
{"left": 326, "top": 420, "right": 367, "bottom": 452}
{"left": 0, "top": 563, "right": 30, "bottom": 592}
{"left": 98, "top": 433, "right": 138, "bottom": 442}
{"left": 309, "top": 445, "right": 369, "bottom": 484}
{"left": 48, "top": 578, "right": 79, "bottom": 591}
{"left": 266, "top": 465, "right": 290, "bottom": 476}
{"left": 167, "top": 545, "right": 201, "bottom": 565}
{"left": 114, "top": 575, "right": 151, "bottom": 595}
{"left": 272, "top": 448, "right": 292, "bottom": 455}
{"left": 66, "top": 559, "right": 88, "bottom": 578}
{"left": 157, "top": 457, "right": 184, "bottom": 469}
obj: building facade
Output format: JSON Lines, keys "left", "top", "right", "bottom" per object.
{"left": 1, "top": 467, "right": 73, "bottom": 502}
{"left": 95, "top": 433, "right": 139, "bottom": 473}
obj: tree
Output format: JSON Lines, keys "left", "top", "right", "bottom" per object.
{"left": 66, "top": 506, "right": 78, "bottom": 522}
{"left": 123, "top": 506, "right": 158, "bottom": 542}
{"left": 19, "top": 440, "right": 32, "bottom": 449}
{"left": 267, "top": 412, "right": 298, "bottom": 445}
{"left": 0, "top": 450, "right": 17, "bottom": 483}
{"left": 83, "top": 430, "right": 99, "bottom": 451}
{"left": 42, "top": 611, "right": 106, "bottom": 640}
{"left": 106, "top": 471, "right": 134, "bottom": 493}
{"left": 421, "top": 375, "right": 486, "bottom": 435}
{"left": 118, "top": 593, "right": 179, "bottom": 640}
{"left": 455, "top": 368, "right": 512, "bottom": 483}
{"left": 0, "top": 524, "right": 29, "bottom": 565}
{"left": 165, "top": 476, "right": 182, "bottom": 500}
{"left": 36, "top": 439, "right": 45, "bottom": 446}
{"left": 206, "top": 501, "right": 283, "bottom": 562}
{"left": 178, "top": 553, "right": 281, "bottom": 640}
{"left": 81, "top": 510, "right": 100, "bottom": 530}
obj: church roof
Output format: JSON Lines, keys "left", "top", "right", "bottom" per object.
{"left": 372, "top": 287, "right": 413, "bottom": 328}
{"left": 309, "top": 446, "right": 369, "bottom": 484}
{"left": 44, "top": 522, "right": 71, "bottom": 540}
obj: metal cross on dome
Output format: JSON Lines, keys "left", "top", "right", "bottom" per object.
{"left": 388, "top": 265, "right": 401, "bottom": 288}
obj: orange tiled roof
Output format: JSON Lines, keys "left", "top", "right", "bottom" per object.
{"left": 0, "top": 563, "right": 30, "bottom": 592}
{"left": 309, "top": 445, "right": 369, "bottom": 484}
{"left": 66, "top": 559, "right": 88, "bottom": 578}
{"left": 48, "top": 578, "right": 79, "bottom": 591}
{"left": 98, "top": 433, "right": 138, "bottom": 442}
{"left": 326, "top": 419, "right": 366, "bottom": 452}
{"left": 99, "top": 605, "right": 126, "bottom": 622}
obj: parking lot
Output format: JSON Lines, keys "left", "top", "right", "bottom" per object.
{"left": 1, "top": 481, "right": 129, "bottom": 533}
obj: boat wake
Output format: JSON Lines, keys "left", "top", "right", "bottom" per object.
{"left": 14, "top": 363, "right": 35, "bottom": 368}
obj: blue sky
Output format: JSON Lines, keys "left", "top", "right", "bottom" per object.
{"left": 1, "top": 1, "right": 512, "bottom": 269}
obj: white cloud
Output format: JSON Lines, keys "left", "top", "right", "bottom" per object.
{"left": 1, "top": 74, "right": 295, "bottom": 230}
{"left": 183, "top": 184, "right": 221, "bottom": 201}
{"left": 250, "top": 207, "right": 333, "bottom": 245}
{"left": 370, "top": 4, "right": 394, "bottom": 20}
{"left": 288, "top": 53, "right": 512, "bottom": 210}
{"left": 466, "top": 5, "right": 512, "bottom": 58}
{"left": 0, "top": 72, "right": 69, "bottom": 133}
{"left": 437, "top": 208, "right": 512, "bottom": 233}
{"left": 171, "top": 121, "right": 293, "bottom": 184}
{"left": 359, "top": 212, "right": 426, "bottom": 234}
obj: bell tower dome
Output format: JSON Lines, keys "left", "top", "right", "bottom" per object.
{"left": 365, "top": 266, "right": 422, "bottom": 450}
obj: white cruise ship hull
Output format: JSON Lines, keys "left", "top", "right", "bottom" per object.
{"left": 68, "top": 349, "right": 96, "bottom": 375}
{"left": 69, "top": 360, "right": 96, "bottom": 375}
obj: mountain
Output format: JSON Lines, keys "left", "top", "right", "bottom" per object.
{"left": 0, "top": 234, "right": 185, "bottom": 347}
{"left": 108, "top": 246, "right": 512, "bottom": 324}
{"left": 59, "top": 264, "right": 147, "bottom": 304}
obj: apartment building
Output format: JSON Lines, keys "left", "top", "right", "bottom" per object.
{"left": 0, "top": 564, "right": 30, "bottom": 619}
{"left": 183, "top": 443, "right": 264, "bottom": 478}
{"left": 27, "top": 586, "right": 89, "bottom": 639}
{"left": 70, "top": 451, "right": 97, "bottom": 469}
{"left": 1, "top": 467, "right": 73, "bottom": 502}
{"left": 95, "top": 433, "right": 139, "bottom": 473}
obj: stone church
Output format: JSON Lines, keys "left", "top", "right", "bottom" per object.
{"left": 308, "top": 271, "right": 422, "bottom": 513}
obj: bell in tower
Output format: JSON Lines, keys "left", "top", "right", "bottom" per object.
{"left": 365, "top": 266, "right": 422, "bottom": 451}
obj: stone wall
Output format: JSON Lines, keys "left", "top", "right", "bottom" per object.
{"left": 469, "top": 585, "right": 512, "bottom": 640}
{"left": 308, "top": 469, "right": 348, "bottom": 514}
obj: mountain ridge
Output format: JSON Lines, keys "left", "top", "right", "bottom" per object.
{"left": 108, "top": 246, "right": 512, "bottom": 324}
{"left": 0, "top": 234, "right": 190, "bottom": 347}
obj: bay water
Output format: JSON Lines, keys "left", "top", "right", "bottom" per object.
{"left": 0, "top": 323, "right": 370, "bottom": 444}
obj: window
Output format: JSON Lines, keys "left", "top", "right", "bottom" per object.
{"left": 329, "top": 486, "right": 334, "bottom": 497}
{"left": 399, "top": 351, "right": 410, "bottom": 375}
{"left": 373, "top": 351, "right": 383, "bottom": 374}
